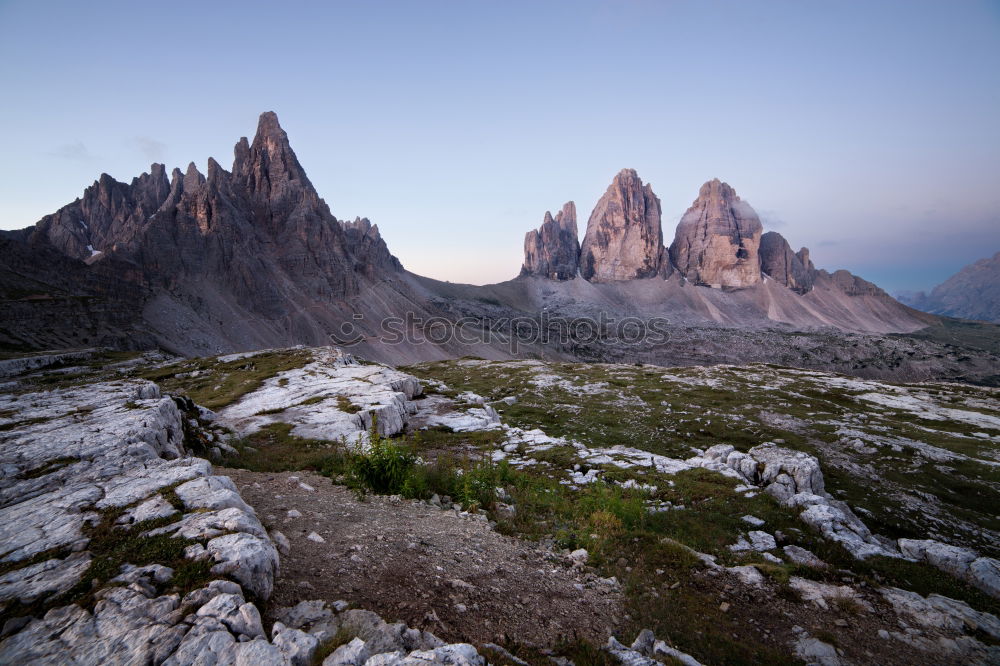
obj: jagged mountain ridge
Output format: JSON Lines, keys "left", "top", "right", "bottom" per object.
{"left": 3, "top": 113, "right": 432, "bottom": 358}
{"left": 0, "top": 111, "right": 966, "bottom": 378}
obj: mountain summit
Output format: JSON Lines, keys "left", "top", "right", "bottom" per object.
{"left": 580, "top": 169, "right": 670, "bottom": 282}
{"left": 521, "top": 202, "right": 580, "bottom": 280}
{"left": 670, "top": 178, "right": 763, "bottom": 288}
{"left": 4, "top": 112, "right": 404, "bottom": 355}
{"left": 899, "top": 251, "right": 1000, "bottom": 323}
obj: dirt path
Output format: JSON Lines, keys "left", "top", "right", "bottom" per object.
{"left": 222, "top": 468, "right": 624, "bottom": 648}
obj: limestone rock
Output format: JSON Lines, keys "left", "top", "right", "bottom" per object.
{"left": 783, "top": 545, "right": 828, "bottom": 569}
{"left": 881, "top": 587, "right": 1000, "bottom": 640}
{"left": 793, "top": 636, "right": 842, "bottom": 666}
{"left": 521, "top": 202, "right": 580, "bottom": 280}
{"left": 216, "top": 348, "right": 423, "bottom": 444}
{"left": 789, "top": 577, "right": 869, "bottom": 611}
{"left": 669, "top": 179, "right": 762, "bottom": 288}
{"left": 0, "top": 552, "right": 91, "bottom": 605}
{"left": 205, "top": 532, "right": 280, "bottom": 600}
{"left": 196, "top": 592, "right": 266, "bottom": 638}
{"left": 341, "top": 217, "right": 404, "bottom": 278}
{"left": 580, "top": 169, "right": 670, "bottom": 282}
{"left": 272, "top": 622, "right": 319, "bottom": 665}
{"left": 898, "top": 539, "right": 1000, "bottom": 599}
{"left": 325, "top": 637, "right": 370, "bottom": 666}
{"left": 759, "top": 231, "right": 815, "bottom": 294}
{"left": 695, "top": 443, "right": 896, "bottom": 559}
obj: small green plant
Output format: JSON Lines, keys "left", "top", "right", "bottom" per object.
{"left": 336, "top": 396, "right": 362, "bottom": 413}
{"left": 348, "top": 415, "right": 416, "bottom": 494}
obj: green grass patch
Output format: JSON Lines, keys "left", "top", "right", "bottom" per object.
{"left": 336, "top": 396, "right": 361, "bottom": 413}
{"left": 138, "top": 349, "right": 312, "bottom": 410}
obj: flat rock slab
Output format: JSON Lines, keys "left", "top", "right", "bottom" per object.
{"left": 223, "top": 468, "right": 623, "bottom": 647}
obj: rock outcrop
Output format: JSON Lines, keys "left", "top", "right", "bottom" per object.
{"left": 580, "top": 170, "right": 670, "bottom": 282}
{"left": 669, "top": 179, "right": 762, "bottom": 288}
{"left": 820, "top": 269, "right": 889, "bottom": 297}
{"left": 696, "top": 443, "right": 898, "bottom": 559}
{"left": 341, "top": 217, "right": 404, "bottom": 278}
{"left": 217, "top": 348, "right": 423, "bottom": 441}
{"left": 898, "top": 539, "right": 1000, "bottom": 599}
{"left": 521, "top": 202, "right": 580, "bottom": 280}
{"left": 15, "top": 165, "right": 172, "bottom": 262}
{"left": 759, "top": 231, "right": 815, "bottom": 294}
{"left": 0, "top": 356, "right": 488, "bottom": 665}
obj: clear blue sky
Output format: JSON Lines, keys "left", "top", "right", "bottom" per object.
{"left": 1, "top": 0, "right": 998, "bottom": 293}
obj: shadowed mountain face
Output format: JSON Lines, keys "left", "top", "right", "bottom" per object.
{"left": 759, "top": 231, "right": 814, "bottom": 295}
{"left": 5, "top": 112, "right": 408, "bottom": 356}
{"left": 899, "top": 252, "right": 1000, "bottom": 324}
{"left": 521, "top": 202, "right": 580, "bottom": 280}
{"left": 6, "top": 112, "right": 995, "bottom": 383}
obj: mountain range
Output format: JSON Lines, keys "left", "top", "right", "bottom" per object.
{"left": 898, "top": 252, "right": 1000, "bottom": 324}
{"left": 4, "top": 112, "right": 997, "bottom": 382}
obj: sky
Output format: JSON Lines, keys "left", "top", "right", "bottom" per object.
{"left": 1, "top": 0, "right": 998, "bottom": 294}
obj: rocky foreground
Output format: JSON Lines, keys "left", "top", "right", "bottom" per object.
{"left": 0, "top": 347, "right": 998, "bottom": 664}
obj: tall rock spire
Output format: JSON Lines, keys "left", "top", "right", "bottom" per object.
{"left": 521, "top": 202, "right": 580, "bottom": 280}
{"left": 231, "top": 111, "right": 320, "bottom": 224}
{"left": 669, "top": 179, "right": 762, "bottom": 288}
{"left": 579, "top": 169, "right": 670, "bottom": 282}
{"left": 759, "top": 231, "right": 815, "bottom": 294}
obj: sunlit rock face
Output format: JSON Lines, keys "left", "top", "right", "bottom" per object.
{"left": 521, "top": 201, "right": 580, "bottom": 280}
{"left": 669, "top": 178, "right": 762, "bottom": 288}
{"left": 580, "top": 169, "right": 670, "bottom": 282}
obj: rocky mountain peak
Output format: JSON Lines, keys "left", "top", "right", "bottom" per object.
{"left": 897, "top": 251, "right": 1000, "bottom": 323}
{"left": 759, "top": 231, "right": 815, "bottom": 294}
{"left": 580, "top": 169, "right": 669, "bottom": 282}
{"left": 341, "top": 217, "right": 403, "bottom": 276}
{"left": 796, "top": 247, "right": 814, "bottom": 272}
{"left": 521, "top": 201, "right": 580, "bottom": 280}
{"left": 183, "top": 162, "right": 205, "bottom": 192}
{"left": 669, "top": 178, "right": 762, "bottom": 288}
{"left": 233, "top": 111, "right": 312, "bottom": 194}
{"left": 555, "top": 201, "right": 576, "bottom": 231}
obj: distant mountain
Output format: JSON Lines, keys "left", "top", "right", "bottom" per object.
{"left": 518, "top": 171, "right": 928, "bottom": 333}
{"left": 898, "top": 252, "right": 1000, "bottom": 323}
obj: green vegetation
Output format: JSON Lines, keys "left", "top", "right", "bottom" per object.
{"left": 139, "top": 349, "right": 312, "bottom": 410}
{"left": 222, "top": 422, "right": 348, "bottom": 474}
{"left": 20, "top": 456, "right": 78, "bottom": 479}
{"left": 405, "top": 358, "right": 1000, "bottom": 559}
{"left": 0, "top": 495, "right": 214, "bottom": 627}
{"left": 335, "top": 395, "right": 361, "bottom": 413}
{"left": 347, "top": 417, "right": 417, "bottom": 494}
